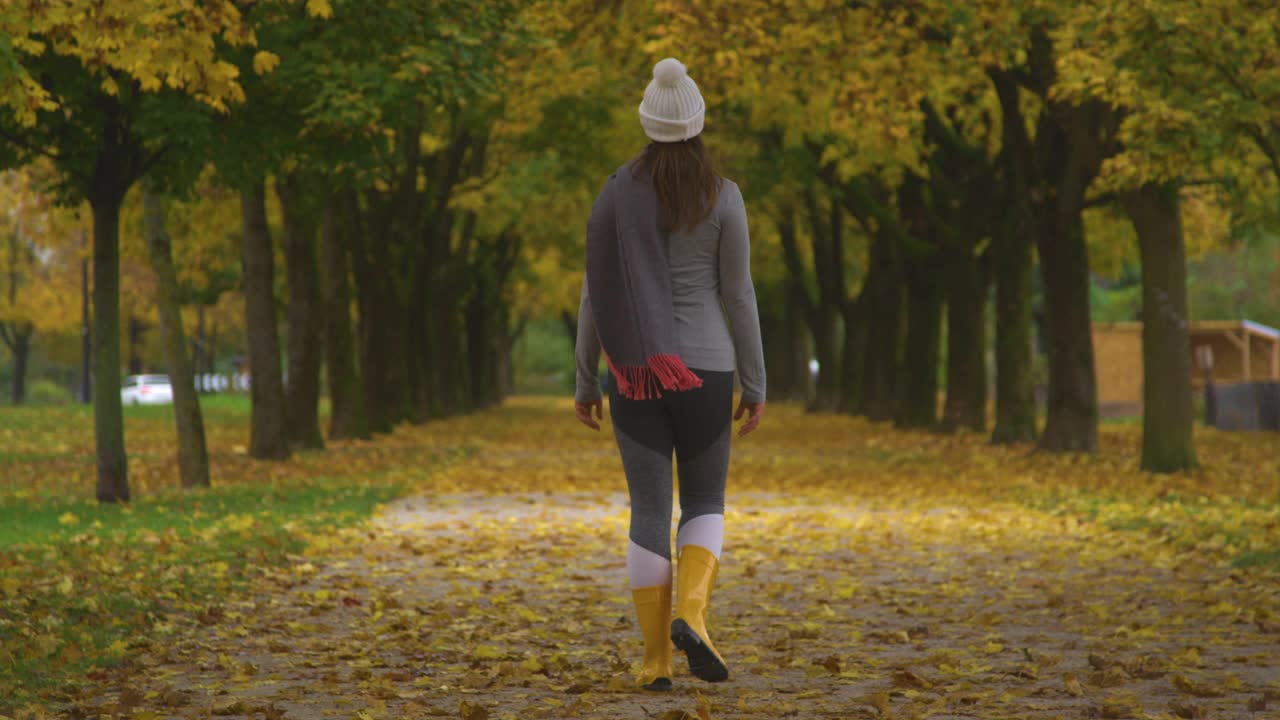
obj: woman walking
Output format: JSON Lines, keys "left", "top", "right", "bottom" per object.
{"left": 573, "top": 57, "right": 766, "bottom": 691}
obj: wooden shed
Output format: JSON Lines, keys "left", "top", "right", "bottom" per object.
{"left": 1093, "top": 320, "right": 1280, "bottom": 413}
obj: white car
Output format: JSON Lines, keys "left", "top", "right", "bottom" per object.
{"left": 121, "top": 375, "right": 174, "bottom": 406}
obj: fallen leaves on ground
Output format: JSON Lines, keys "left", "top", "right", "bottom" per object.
{"left": 2, "top": 397, "right": 1278, "bottom": 718}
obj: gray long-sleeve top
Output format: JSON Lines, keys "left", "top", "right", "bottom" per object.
{"left": 575, "top": 179, "right": 766, "bottom": 404}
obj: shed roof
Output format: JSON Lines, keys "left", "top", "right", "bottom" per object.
{"left": 1095, "top": 319, "right": 1280, "bottom": 339}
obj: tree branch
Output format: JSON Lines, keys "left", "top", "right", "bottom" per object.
{"left": 0, "top": 128, "right": 61, "bottom": 163}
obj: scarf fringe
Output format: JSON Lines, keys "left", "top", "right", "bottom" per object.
{"left": 606, "top": 353, "right": 704, "bottom": 400}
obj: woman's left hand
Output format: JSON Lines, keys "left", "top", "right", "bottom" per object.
{"left": 735, "top": 400, "right": 765, "bottom": 437}
{"left": 575, "top": 400, "right": 604, "bottom": 430}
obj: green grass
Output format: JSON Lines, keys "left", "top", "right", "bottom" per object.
{"left": 0, "top": 461, "right": 422, "bottom": 713}
{"left": 1013, "top": 486, "right": 1280, "bottom": 569}
{"left": 1232, "top": 546, "right": 1280, "bottom": 568}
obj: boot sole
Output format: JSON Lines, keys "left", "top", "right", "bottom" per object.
{"left": 641, "top": 677, "right": 673, "bottom": 691}
{"left": 671, "top": 619, "right": 729, "bottom": 682}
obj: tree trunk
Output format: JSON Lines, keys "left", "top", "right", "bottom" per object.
{"left": 896, "top": 265, "right": 944, "bottom": 429}
{"left": 862, "top": 232, "right": 903, "bottom": 422}
{"left": 209, "top": 321, "right": 218, "bottom": 377}
{"left": 345, "top": 192, "right": 392, "bottom": 435}
{"left": 407, "top": 268, "right": 431, "bottom": 422}
{"left": 128, "top": 314, "right": 145, "bottom": 375}
{"left": 143, "top": 189, "right": 210, "bottom": 489}
{"left": 11, "top": 331, "right": 30, "bottom": 404}
{"left": 80, "top": 256, "right": 91, "bottom": 404}
{"left": 276, "top": 174, "right": 325, "bottom": 450}
{"left": 357, "top": 198, "right": 413, "bottom": 429}
{"left": 992, "top": 226, "right": 1037, "bottom": 443}
{"left": 1035, "top": 211, "right": 1098, "bottom": 452}
{"left": 195, "top": 305, "right": 207, "bottom": 375}
{"left": 465, "top": 279, "right": 493, "bottom": 409}
{"left": 90, "top": 195, "right": 129, "bottom": 501}
{"left": 758, "top": 292, "right": 792, "bottom": 400}
{"left": 321, "top": 195, "right": 366, "bottom": 440}
{"left": 1, "top": 326, "right": 33, "bottom": 405}
{"left": 758, "top": 283, "right": 809, "bottom": 403}
{"left": 240, "top": 182, "right": 290, "bottom": 460}
{"left": 2, "top": 231, "right": 34, "bottom": 405}
{"left": 810, "top": 308, "right": 841, "bottom": 412}
{"left": 427, "top": 296, "right": 469, "bottom": 417}
{"left": 941, "top": 258, "right": 988, "bottom": 432}
{"left": 502, "top": 315, "right": 518, "bottom": 398}
{"left": 990, "top": 70, "right": 1039, "bottom": 444}
{"left": 839, "top": 297, "right": 867, "bottom": 414}
{"left": 786, "top": 286, "right": 810, "bottom": 404}
{"left": 1122, "top": 184, "right": 1196, "bottom": 472}
{"left": 1023, "top": 43, "right": 1107, "bottom": 453}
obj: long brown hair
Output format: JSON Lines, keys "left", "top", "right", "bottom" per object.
{"left": 631, "top": 136, "right": 721, "bottom": 232}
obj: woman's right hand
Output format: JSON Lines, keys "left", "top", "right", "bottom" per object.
{"left": 575, "top": 400, "right": 604, "bottom": 431}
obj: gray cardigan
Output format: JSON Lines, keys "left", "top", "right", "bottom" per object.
{"left": 575, "top": 179, "right": 766, "bottom": 404}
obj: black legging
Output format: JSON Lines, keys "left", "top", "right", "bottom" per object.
{"left": 608, "top": 367, "right": 734, "bottom": 560}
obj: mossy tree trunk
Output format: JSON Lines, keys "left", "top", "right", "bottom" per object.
{"left": 321, "top": 193, "right": 367, "bottom": 440}
{"left": 1122, "top": 183, "right": 1197, "bottom": 472}
{"left": 240, "top": 181, "right": 290, "bottom": 460}
{"left": 143, "top": 188, "right": 210, "bottom": 488}
{"left": 897, "top": 263, "right": 944, "bottom": 429}
{"left": 989, "top": 70, "right": 1039, "bottom": 444}
{"left": 276, "top": 173, "right": 325, "bottom": 451}
{"left": 941, "top": 256, "right": 989, "bottom": 432}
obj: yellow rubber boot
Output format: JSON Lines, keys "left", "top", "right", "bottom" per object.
{"left": 631, "top": 584, "right": 674, "bottom": 691}
{"left": 671, "top": 545, "right": 729, "bottom": 682}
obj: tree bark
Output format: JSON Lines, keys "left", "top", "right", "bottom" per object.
{"left": 143, "top": 189, "right": 210, "bottom": 489}
{"left": 353, "top": 195, "right": 412, "bottom": 429}
{"left": 195, "top": 305, "right": 207, "bottom": 375}
{"left": 465, "top": 277, "right": 494, "bottom": 409}
{"left": 1, "top": 325, "right": 32, "bottom": 405}
{"left": 1021, "top": 34, "right": 1109, "bottom": 453}
{"left": 90, "top": 195, "right": 129, "bottom": 501}
{"left": 1034, "top": 201, "right": 1098, "bottom": 452}
{"left": 240, "top": 182, "right": 290, "bottom": 460}
{"left": 896, "top": 264, "right": 944, "bottom": 429}
{"left": 809, "top": 309, "right": 841, "bottom": 411}
{"left": 345, "top": 192, "right": 392, "bottom": 434}
{"left": 1122, "top": 184, "right": 1197, "bottom": 472}
{"left": 321, "top": 195, "right": 366, "bottom": 440}
{"left": 992, "top": 226, "right": 1037, "bottom": 444}
{"left": 759, "top": 283, "right": 811, "bottom": 404}
{"left": 80, "top": 256, "right": 91, "bottom": 404}
{"left": 2, "top": 231, "right": 34, "bottom": 405}
{"left": 407, "top": 264, "right": 432, "bottom": 422}
{"left": 127, "top": 314, "right": 145, "bottom": 375}
{"left": 11, "top": 332, "right": 30, "bottom": 404}
{"left": 862, "top": 231, "right": 904, "bottom": 422}
{"left": 276, "top": 174, "right": 325, "bottom": 450}
{"left": 427, "top": 296, "right": 469, "bottom": 417}
{"left": 786, "top": 285, "right": 813, "bottom": 404}
{"left": 990, "top": 71, "right": 1039, "bottom": 444}
{"left": 839, "top": 297, "right": 867, "bottom": 414}
{"left": 777, "top": 207, "right": 841, "bottom": 412}
{"left": 941, "top": 257, "right": 988, "bottom": 432}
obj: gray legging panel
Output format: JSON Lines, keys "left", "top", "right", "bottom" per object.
{"left": 608, "top": 367, "right": 734, "bottom": 560}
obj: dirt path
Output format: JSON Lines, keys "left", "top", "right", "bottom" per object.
{"left": 73, "top": 401, "right": 1279, "bottom": 719}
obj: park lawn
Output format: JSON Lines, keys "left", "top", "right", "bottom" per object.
{"left": 0, "top": 396, "right": 465, "bottom": 712}
{"left": 1, "top": 396, "right": 1278, "bottom": 714}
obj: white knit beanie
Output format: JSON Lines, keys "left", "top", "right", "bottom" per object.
{"left": 638, "top": 58, "right": 706, "bottom": 143}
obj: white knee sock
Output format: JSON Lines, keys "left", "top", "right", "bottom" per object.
{"left": 627, "top": 540, "right": 673, "bottom": 589}
{"left": 676, "top": 513, "right": 724, "bottom": 559}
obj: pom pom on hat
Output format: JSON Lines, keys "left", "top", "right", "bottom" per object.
{"left": 638, "top": 57, "right": 706, "bottom": 142}
{"left": 652, "top": 58, "right": 687, "bottom": 87}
